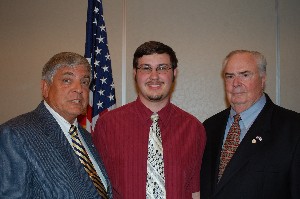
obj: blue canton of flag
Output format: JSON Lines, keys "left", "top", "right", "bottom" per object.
{"left": 79, "top": 0, "right": 116, "bottom": 133}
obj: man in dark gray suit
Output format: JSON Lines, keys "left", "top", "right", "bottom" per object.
{"left": 0, "top": 52, "right": 112, "bottom": 198}
{"left": 200, "top": 50, "right": 300, "bottom": 199}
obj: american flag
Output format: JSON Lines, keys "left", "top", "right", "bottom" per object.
{"left": 79, "top": 0, "right": 116, "bottom": 134}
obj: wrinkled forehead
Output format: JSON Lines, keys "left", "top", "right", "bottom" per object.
{"left": 54, "top": 65, "right": 91, "bottom": 78}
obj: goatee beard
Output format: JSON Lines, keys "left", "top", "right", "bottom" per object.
{"left": 147, "top": 95, "right": 163, "bottom": 101}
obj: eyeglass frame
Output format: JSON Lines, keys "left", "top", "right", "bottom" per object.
{"left": 136, "top": 64, "right": 173, "bottom": 74}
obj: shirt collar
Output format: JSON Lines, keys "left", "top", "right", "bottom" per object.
{"left": 135, "top": 97, "right": 172, "bottom": 128}
{"left": 43, "top": 101, "right": 78, "bottom": 132}
{"left": 230, "top": 94, "right": 266, "bottom": 130}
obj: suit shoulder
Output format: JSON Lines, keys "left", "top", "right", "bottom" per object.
{"left": 0, "top": 110, "right": 44, "bottom": 150}
{"left": 204, "top": 108, "right": 229, "bottom": 126}
{"left": 272, "top": 105, "right": 300, "bottom": 124}
{"left": 0, "top": 106, "right": 47, "bottom": 137}
{"left": 1, "top": 111, "right": 36, "bottom": 129}
{"left": 273, "top": 104, "right": 299, "bottom": 115}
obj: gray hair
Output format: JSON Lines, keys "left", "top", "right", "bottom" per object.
{"left": 42, "top": 52, "right": 91, "bottom": 83}
{"left": 222, "top": 50, "right": 267, "bottom": 77}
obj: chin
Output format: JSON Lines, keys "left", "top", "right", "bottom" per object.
{"left": 69, "top": 107, "right": 84, "bottom": 115}
{"left": 231, "top": 94, "right": 245, "bottom": 100}
{"left": 148, "top": 95, "right": 163, "bottom": 101}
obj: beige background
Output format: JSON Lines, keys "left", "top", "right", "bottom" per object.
{"left": 0, "top": 0, "right": 299, "bottom": 124}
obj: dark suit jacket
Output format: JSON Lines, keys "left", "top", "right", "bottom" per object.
{"left": 0, "top": 102, "right": 112, "bottom": 199}
{"left": 200, "top": 94, "right": 300, "bottom": 199}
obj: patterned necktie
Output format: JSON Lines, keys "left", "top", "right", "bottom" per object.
{"left": 218, "top": 114, "right": 241, "bottom": 182}
{"left": 69, "top": 125, "right": 108, "bottom": 199}
{"left": 146, "top": 113, "right": 166, "bottom": 199}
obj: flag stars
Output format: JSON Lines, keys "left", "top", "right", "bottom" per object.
{"left": 94, "top": 60, "right": 100, "bottom": 67}
{"left": 100, "top": 77, "right": 107, "bottom": 84}
{"left": 102, "top": 65, "right": 109, "bottom": 72}
{"left": 110, "top": 82, "right": 115, "bottom": 90}
{"left": 108, "top": 93, "right": 115, "bottom": 101}
{"left": 99, "top": 24, "right": 106, "bottom": 31}
{"left": 95, "top": 47, "right": 102, "bottom": 55}
{"left": 96, "top": 36, "right": 105, "bottom": 43}
{"left": 105, "top": 53, "right": 111, "bottom": 61}
{"left": 94, "top": 6, "right": 99, "bottom": 14}
{"left": 98, "top": 89, "right": 105, "bottom": 96}
{"left": 97, "top": 101, "right": 103, "bottom": 109}
{"left": 83, "top": 0, "right": 116, "bottom": 133}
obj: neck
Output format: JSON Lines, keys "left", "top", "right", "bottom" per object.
{"left": 140, "top": 97, "right": 169, "bottom": 113}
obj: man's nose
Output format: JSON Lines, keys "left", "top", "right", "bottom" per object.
{"left": 232, "top": 76, "right": 242, "bottom": 87}
{"left": 73, "top": 81, "right": 83, "bottom": 94}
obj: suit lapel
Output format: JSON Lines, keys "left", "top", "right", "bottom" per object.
{"left": 208, "top": 109, "right": 231, "bottom": 192}
{"left": 35, "top": 102, "right": 80, "bottom": 165}
{"left": 214, "top": 98, "right": 274, "bottom": 195}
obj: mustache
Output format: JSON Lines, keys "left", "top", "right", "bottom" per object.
{"left": 146, "top": 80, "right": 163, "bottom": 85}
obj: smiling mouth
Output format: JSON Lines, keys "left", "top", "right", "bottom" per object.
{"left": 71, "top": 99, "right": 82, "bottom": 103}
{"left": 147, "top": 81, "right": 163, "bottom": 87}
{"left": 149, "top": 84, "right": 161, "bottom": 88}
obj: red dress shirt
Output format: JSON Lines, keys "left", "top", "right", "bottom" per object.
{"left": 93, "top": 98, "right": 206, "bottom": 198}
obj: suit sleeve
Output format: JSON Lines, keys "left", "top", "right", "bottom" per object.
{"left": 291, "top": 135, "right": 300, "bottom": 198}
{"left": 0, "top": 125, "right": 31, "bottom": 198}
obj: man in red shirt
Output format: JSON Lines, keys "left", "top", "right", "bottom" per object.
{"left": 93, "top": 41, "right": 206, "bottom": 198}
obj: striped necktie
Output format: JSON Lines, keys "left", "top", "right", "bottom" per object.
{"left": 218, "top": 114, "right": 241, "bottom": 182}
{"left": 146, "top": 113, "right": 166, "bottom": 199}
{"left": 69, "top": 125, "right": 108, "bottom": 199}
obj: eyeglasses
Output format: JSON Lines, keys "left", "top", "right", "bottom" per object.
{"left": 136, "top": 64, "right": 173, "bottom": 74}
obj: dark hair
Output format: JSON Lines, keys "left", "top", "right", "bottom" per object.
{"left": 133, "top": 41, "right": 178, "bottom": 69}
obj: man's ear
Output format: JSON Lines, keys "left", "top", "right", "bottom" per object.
{"left": 41, "top": 80, "right": 49, "bottom": 98}
{"left": 261, "top": 74, "right": 266, "bottom": 90}
{"left": 133, "top": 68, "right": 137, "bottom": 82}
{"left": 172, "top": 68, "right": 177, "bottom": 82}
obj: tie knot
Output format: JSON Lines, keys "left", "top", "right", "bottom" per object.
{"left": 151, "top": 113, "right": 159, "bottom": 122}
{"left": 233, "top": 114, "right": 241, "bottom": 123}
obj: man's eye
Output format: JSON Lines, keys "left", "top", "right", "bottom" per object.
{"left": 225, "top": 75, "right": 234, "bottom": 79}
{"left": 142, "top": 66, "right": 151, "bottom": 71}
{"left": 81, "top": 79, "right": 90, "bottom": 86}
{"left": 241, "top": 73, "right": 252, "bottom": 79}
{"left": 63, "top": 79, "right": 71, "bottom": 83}
{"left": 157, "top": 66, "right": 167, "bottom": 71}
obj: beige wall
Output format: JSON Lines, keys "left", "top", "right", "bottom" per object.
{"left": 0, "top": 0, "right": 299, "bottom": 124}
